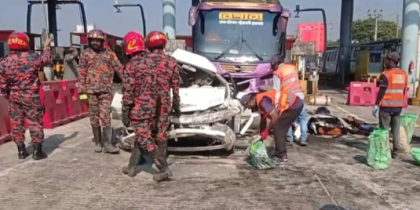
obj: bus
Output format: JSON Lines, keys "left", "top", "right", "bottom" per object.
{"left": 188, "top": 0, "right": 290, "bottom": 95}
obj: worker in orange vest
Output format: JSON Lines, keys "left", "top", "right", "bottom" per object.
{"left": 270, "top": 56, "right": 308, "bottom": 146}
{"left": 372, "top": 52, "right": 408, "bottom": 159}
{"left": 240, "top": 88, "right": 304, "bottom": 163}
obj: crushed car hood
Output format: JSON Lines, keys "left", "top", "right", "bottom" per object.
{"left": 171, "top": 49, "right": 230, "bottom": 112}
{"left": 111, "top": 49, "right": 232, "bottom": 116}
{"left": 171, "top": 49, "right": 218, "bottom": 75}
{"left": 179, "top": 86, "right": 226, "bottom": 112}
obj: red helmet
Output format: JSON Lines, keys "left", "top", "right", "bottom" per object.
{"left": 87, "top": 29, "right": 105, "bottom": 40}
{"left": 7, "top": 32, "right": 30, "bottom": 50}
{"left": 146, "top": 31, "right": 167, "bottom": 49}
{"left": 123, "top": 31, "right": 145, "bottom": 55}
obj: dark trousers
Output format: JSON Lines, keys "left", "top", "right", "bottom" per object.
{"left": 272, "top": 104, "right": 304, "bottom": 157}
{"left": 379, "top": 110, "right": 401, "bottom": 151}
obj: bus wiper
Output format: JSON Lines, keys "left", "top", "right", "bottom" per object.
{"left": 242, "top": 39, "right": 263, "bottom": 61}
{"left": 214, "top": 41, "right": 239, "bottom": 60}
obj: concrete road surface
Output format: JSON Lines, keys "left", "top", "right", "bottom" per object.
{"left": 0, "top": 89, "right": 420, "bottom": 210}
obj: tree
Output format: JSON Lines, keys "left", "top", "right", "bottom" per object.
{"left": 352, "top": 18, "right": 400, "bottom": 42}
{"left": 327, "top": 39, "right": 340, "bottom": 47}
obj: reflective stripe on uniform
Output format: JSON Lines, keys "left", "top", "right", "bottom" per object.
{"left": 381, "top": 99, "right": 405, "bottom": 105}
{"left": 282, "top": 76, "right": 298, "bottom": 84}
{"left": 385, "top": 88, "right": 404, "bottom": 93}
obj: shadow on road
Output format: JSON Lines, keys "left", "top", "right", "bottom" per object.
{"left": 353, "top": 154, "right": 367, "bottom": 165}
{"left": 340, "top": 139, "right": 367, "bottom": 152}
{"left": 402, "top": 159, "right": 419, "bottom": 167}
{"left": 319, "top": 204, "right": 349, "bottom": 210}
{"left": 24, "top": 131, "right": 79, "bottom": 156}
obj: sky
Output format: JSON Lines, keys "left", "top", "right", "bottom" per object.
{"left": 0, "top": 0, "right": 404, "bottom": 46}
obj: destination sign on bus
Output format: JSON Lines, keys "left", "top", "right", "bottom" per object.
{"left": 219, "top": 12, "right": 263, "bottom": 21}
{"left": 219, "top": 11, "right": 264, "bottom": 26}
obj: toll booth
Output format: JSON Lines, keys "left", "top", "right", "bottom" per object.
{"left": 354, "top": 39, "right": 401, "bottom": 82}
{"left": 70, "top": 32, "right": 124, "bottom": 83}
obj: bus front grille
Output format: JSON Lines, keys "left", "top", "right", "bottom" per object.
{"left": 219, "top": 63, "right": 257, "bottom": 73}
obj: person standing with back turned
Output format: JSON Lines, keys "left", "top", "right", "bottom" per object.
{"left": 120, "top": 31, "right": 147, "bottom": 177}
{"left": 78, "top": 29, "right": 123, "bottom": 154}
{"left": 372, "top": 52, "right": 408, "bottom": 159}
{"left": 0, "top": 32, "right": 51, "bottom": 160}
{"left": 121, "top": 31, "right": 179, "bottom": 182}
{"left": 270, "top": 56, "right": 308, "bottom": 146}
{"left": 145, "top": 31, "right": 181, "bottom": 162}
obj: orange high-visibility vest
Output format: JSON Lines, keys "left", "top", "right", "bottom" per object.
{"left": 255, "top": 89, "right": 297, "bottom": 115}
{"left": 273, "top": 63, "right": 304, "bottom": 104}
{"left": 380, "top": 68, "right": 408, "bottom": 107}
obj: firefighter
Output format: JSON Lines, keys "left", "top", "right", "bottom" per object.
{"left": 240, "top": 88, "right": 304, "bottom": 163}
{"left": 270, "top": 56, "right": 308, "bottom": 146}
{"left": 121, "top": 31, "right": 147, "bottom": 177}
{"left": 0, "top": 32, "right": 51, "bottom": 160}
{"left": 78, "top": 29, "right": 123, "bottom": 154}
{"left": 121, "top": 31, "right": 179, "bottom": 182}
{"left": 145, "top": 31, "right": 181, "bottom": 161}
{"left": 372, "top": 52, "right": 408, "bottom": 159}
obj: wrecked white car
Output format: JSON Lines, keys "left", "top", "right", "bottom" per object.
{"left": 111, "top": 49, "right": 245, "bottom": 153}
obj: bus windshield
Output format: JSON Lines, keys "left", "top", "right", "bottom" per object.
{"left": 194, "top": 10, "right": 280, "bottom": 62}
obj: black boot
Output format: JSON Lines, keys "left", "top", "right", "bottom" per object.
{"left": 17, "top": 144, "right": 29, "bottom": 159}
{"left": 149, "top": 146, "right": 172, "bottom": 182}
{"left": 92, "top": 126, "right": 103, "bottom": 153}
{"left": 32, "top": 143, "right": 48, "bottom": 160}
{"left": 102, "top": 127, "right": 119, "bottom": 154}
{"left": 122, "top": 141, "right": 142, "bottom": 177}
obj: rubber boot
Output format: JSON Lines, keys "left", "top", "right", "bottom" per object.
{"left": 122, "top": 141, "right": 142, "bottom": 177}
{"left": 92, "top": 126, "right": 103, "bottom": 153}
{"left": 32, "top": 142, "right": 48, "bottom": 160}
{"left": 102, "top": 127, "right": 119, "bottom": 154}
{"left": 149, "top": 147, "right": 172, "bottom": 182}
{"left": 17, "top": 144, "right": 29, "bottom": 159}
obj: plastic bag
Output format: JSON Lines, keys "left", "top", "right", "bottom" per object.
{"left": 247, "top": 137, "right": 275, "bottom": 170}
{"left": 398, "top": 126, "right": 411, "bottom": 153}
{"left": 400, "top": 114, "right": 418, "bottom": 144}
{"left": 411, "top": 147, "right": 420, "bottom": 165}
{"left": 366, "top": 128, "right": 391, "bottom": 170}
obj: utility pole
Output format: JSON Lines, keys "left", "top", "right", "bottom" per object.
{"left": 368, "top": 9, "right": 382, "bottom": 41}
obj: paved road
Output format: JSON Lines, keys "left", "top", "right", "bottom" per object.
{"left": 0, "top": 90, "right": 420, "bottom": 210}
